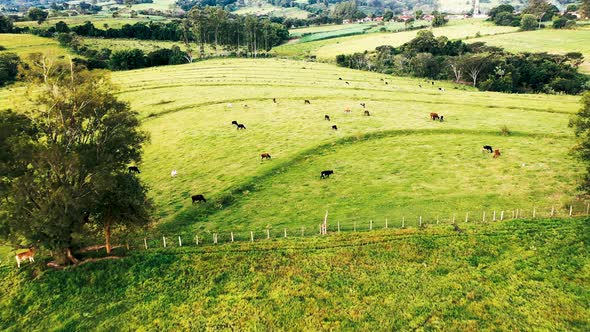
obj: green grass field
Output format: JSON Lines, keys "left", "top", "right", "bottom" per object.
{"left": 83, "top": 37, "right": 187, "bottom": 52}
{"left": 274, "top": 19, "right": 518, "bottom": 59}
{"left": 472, "top": 28, "right": 590, "bottom": 73}
{"left": 234, "top": 2, "right": 311, "bottom": 19}
{"left": 14, "top": 15, "right": 169, "bottom": 29}
{"left": 0, "top": 33, "right": 74, "bottom": 58}
{"left": 0, "top": 218, "right": 588, "bottom": 330}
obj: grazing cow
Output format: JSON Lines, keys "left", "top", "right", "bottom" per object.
{"left": 15, "top": 248, "right": 35, "bottom": 268}
{"left": 419, "top": 84, "right": 422, "bottom": 88}
{"left": 493, "top": 149, "right": 501, "bottom": 158}
{"left": 325, "top": 115, "right": 330, "bottom": 121}
{"left": 429, "top": 112, "right": 440, "bottom": 121}
{"left": 380, "top": 78, "right": 384, "bottom": 81}
{"left": 261, "top": 153, "right": 271, "bottom": 160}
{"left": 339, "top": 77, "right": 343, "bottom": 80}
{"left": 128, "top": 166, "right": 140, "bottom": 173}
{"left": 344, "top": 108, "right": 351, "bottom": 114}
{"left": 304, "top": 100, "right": 311, "bottom": 104}
{"left": 171, "top": 170, "right": 177, "bottom": 177}
{"left": 440, "top": 115, "right": 444, "bottom": 122}
{"left": 237, "top": 124, "right": 246, "bottom": 130}
{"left": 243, "top": 104, "right": 249, "bottom": 108}
{"left": 332, "top": 125, "right": 338, "bottom": 130}
{"left": 360, "top": 103, "right": 366, "bottom": 108}
{"left": 432, "top": 81, "right": 435, "bottom": 85}
{"left": 385, "top": 82, "right": 389, "bottom": 85}
{"left": 345, "top": 82, "right": 350, "bottom": 85}
{"left": 320, "top": 170, "right": 334, "bottom": 179}
{"left": 227, "top": 103, "right": 233, "bottom": 108}
{"left": 453, "top": 224, "right": 464, "bottom": 234}
{"left": 364, "top": 110, "right": 370, "bottom": 116}
{"left": 192, "top": 194, "right": 207, "bottom": 204}
{"left": 482, "top": 145, "right": 493, "bottom": 153}
{"left": 438, "top": 87, "right": 445, "bottom": 91}
{"left": 231, "top": 120, "right": 239, "bottom": 126}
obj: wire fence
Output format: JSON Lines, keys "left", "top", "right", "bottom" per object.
{"left": 111, "top": 203, "right": 590, "bottom": 251}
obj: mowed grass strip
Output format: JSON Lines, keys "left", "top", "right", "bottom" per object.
{"left": 98, "top": 59, "right": 582, "bottom": 233}
{"left": 0, "top": 34, "right": 74, "bottom": 58}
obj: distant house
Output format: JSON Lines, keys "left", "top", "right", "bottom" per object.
{"left": 399, "top": 15, "right": 413, "bottom": 21}
{"left": 343, "top": 19, "right": 351, "bottom": 24}
{"left": 374, "top": 16, "right": 384, "bottom": 22}
{"left": 423, "top": 14, "right": 435, "bottom": 21}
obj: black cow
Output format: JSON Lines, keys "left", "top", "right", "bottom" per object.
{"left": 339, "top": 77, "right": 342, "bottom": 80}
{"left": 304, "top": 100, "right": 311, "bottom": 104}
{"left": 345, "top": 82, "right": 350, "bottom": 85}
{"left": 128, "top": 166, "right": 140, "bottom": 173}
{"left": 482, "top": 145, "right": 493, "bottom": 153}
{"left": 360, "top": 103, "right": 366, "bottom": 108}
{"left": 191, "top": 194, "right": 206, "bottom": 204}
{"left": 419, "top": 84, "right": 422, "bottom": 88}
{"left": 385, "top": 82, "right": 388, "bottom": 85}
{"left": 332, "top": 125, "right": 338, "bottom": 130}
{"left": 325, "top": 115, "right": 330, "bottom": 121}
{"left": 273, "top": 98, "right": 276, "bottom": 103}
{"left": 231, "top": 120, "right": 238, "bottom": 126}
{"left": 432, "top": 81, "right": 435, "bottom": 85}
{"left": 440, "top": 115, "right": 444, "bottom": 122}
{"left": 320, "top": 170, "right": 334, "bottom": 179}
{"left": 261, "top": 153, "right": 271, "bottom": 160}
{"left": 237, "top": 124, "right": 246, "bottom": 130}
{"left": 364, "top": 110, "right": 370, "bottom": 116}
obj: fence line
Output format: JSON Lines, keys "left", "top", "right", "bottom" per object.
{"left": 100, "top": 204, "right": 590, "bottom": 252}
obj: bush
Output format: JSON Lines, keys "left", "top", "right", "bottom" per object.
{"left": 520, "top": 14, "right": 537, "bottom": 31}
{"left": 500, "top": 125, "right": 511, "bottom": 136}
{"left": 0, "top": 52, "right": 20, "bottom": 86}
{"left": 109, "top": 49, "right": 146, "bottom": 71}
{"left": 553, "top": 17, "right": 568, "bottom": 29}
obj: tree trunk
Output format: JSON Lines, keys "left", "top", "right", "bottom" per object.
{"left": 66, "top": 247, "right": 79, "bottom": 264}
{"left": 105, "top": 221, "right": 112, "bottom": 255}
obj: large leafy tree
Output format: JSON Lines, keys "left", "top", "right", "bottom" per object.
{"left": 27, "top": 7, "right": 48, "bottom": 25}
{"left": 569, "top": 93, "right": 590, "bottom": 193}
{"left": 0, "top": 56, "right": 150, "bottom": 264}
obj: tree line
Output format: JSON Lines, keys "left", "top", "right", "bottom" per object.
{"left": 488, "top": 0, "right": 588, "bottom": 30}
{"left": 336, "top": 30, "right": 588, "bottom": 94}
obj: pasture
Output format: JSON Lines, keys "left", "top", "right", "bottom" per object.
{"left": 0, "top": 33, "right": 73, "bottom": 58}
{"left": 233, "top": 2, "right": 311, "bottom": 19}
{"left": 81, "top": 58, "right": 584, "bottom": 235}
{"left": 83, "top": 37, "right": 188, "bottom": 52}
{"left": 0, "top": 218, "right": 588, "bottom": 330}
{"left": 273, "top": 19, "right": 518, "bottom": 59}
{"left": 13, "top": 15, "right": 170, "bottom": 29}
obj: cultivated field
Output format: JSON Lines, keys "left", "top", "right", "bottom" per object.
{"left": 472, "top": 28, "right": 590, "bottom": 73}
{"left": 0, "top": 33, "right": 73, "bottom": 58}
{"left": 0, "top": 218, "right": 588, "bottom": 330}
{"left": 274, "top": 19, "right": 518, "bottom": 59}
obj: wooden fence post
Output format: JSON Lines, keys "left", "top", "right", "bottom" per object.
{"left": 551, "top": 206, "right": 555, "bottom": 217}
{"left": 196, "top": 235, "right": 199, "bottom": 246}
{"left": 231, "top": 232, "right": 234, "bottom": 242}
{"left": 301, "top": 227, "right": 305, "bottom": 237}
{"left": 370, "top": 220, "right": 373, "bottom": 230}
{"left": 533, "top": 207, "right": 536, "bottom": 218}
{"left": 419, "top": 216, "right": 422, "bottom": 227}
{"left": 251, "top": 231, "right": 254, "bottom": 242}
{"left": 144, "top": 238, "right": 148, "bottom": 250}
{"left": 385, "top": 218, "right": 388, "bottom": 229}
{"left": 266, "top": 229, "right": 270, "bottom": 239}
{"left": 337, "top": 221, "right": 340, "bottom": 233}
{"left": 569, "top": 205, "right": 573, "bottom": 217}
{"left": 178, "top": 236, "right": 182, "bottom": 247}
{"left": 213, "top": 233, "right": 218, "bottom": 244}
{"left": 436, "top": 216, "right": 439, "bottom": 225}
{"left": 465, "top": 212, "right": 469, "bottom": 223}
{"left": 482, "top": 211, "right": 486, "bottom": 223}
{"left": 284, "top": 228, "right": 287, "bottom": 238}
{"left": 452, "top": 214, "right": 455, "bottom": 224}
{"left": 163, "top": 236, "right": 167, "bottom": 248}
{"left": 402, "top": 217, "right": 405, "bottom": 228}
{"left": 586, "top": 203, "right": 589, "bottom": 215}
{"left": 493, "top": 211, "right": 496, "bottom": 221}
{"left": 500, "top": 210, "right": 504, "bottom": 221}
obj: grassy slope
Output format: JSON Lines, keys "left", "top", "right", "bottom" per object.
{"left": 0, "top": 34, "right": 73, "bottom": 58}
{"left": 472, "top": 28, "right": 590, "bottom": 73}
{"left": 14, "top": 16, "right": 169, "bottom": 29}
{"left": 234, "top": 2, "right": 310, "bottom": 19}
{"left": 0, "top": 218, "right": 588, "bottom": 330}
{"left": 83, "top": 37, "right": 187, "bottom": 52}
{"left": 98, "top": 58, "right": 583, "bottom": 234}
{"left": 273, "top": 19, "right": 518, "bottom": 59}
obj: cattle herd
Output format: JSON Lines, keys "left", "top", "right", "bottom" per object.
{"left": 126, "top": 77, "right": 503, "bottom": 206}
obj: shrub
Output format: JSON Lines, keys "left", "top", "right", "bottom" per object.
{"left": 520, "top": 14, "right": 537, "bottom": 31}
{"left": 500, "top": 125, "right": 511, "bottom": 136}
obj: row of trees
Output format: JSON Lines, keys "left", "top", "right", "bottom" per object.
{"left": 336, "top": 30, "right": 587, "bottom": 94}
{"left": 0, "top": 57, "right": 152, "bottom": 264}
{"left": 488, "top": 0, "right": 588, "bottom": 30}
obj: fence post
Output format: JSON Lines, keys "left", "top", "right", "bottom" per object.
{"left": 419, "top": 216, "right": 422, "bottom": 227}
{"left": 436, "top": 216, "right": 439, "bottom": 225}
{"left": 493, "top": 211, "right": 496, "bottom": 221}
{"left": 482, "top": 211, "right": 486, "bottom": 223}
{"left": 144, "top": 238, "right": 148, "bottom": 250}
{"left": 551, "top": 206, "right": 555, "bottom": 217}
{"left": 163, "top": 236, "right": 167, "bottom": 248}
{"left": 284, "top": 228, "right": 287, "bottom": 238}
{"left": 251, "top": 231, "right": 254, "bottom": 242}
{"left": 196, "top": 235, "right": 199, "bottom": 246}
{"left": 231, "top": 232, "right": 234, "bottom": 242}
{"left": 402, "top": 217, "right": 405, "bottom": 228}
{"left": 500, "top": 211, "right": 504, "bottom": 221}
{"left": 178, "top": 236, "right": 182, "bottom": 247}
{"left": 354, "top": 222, "right": 356, "bottom": 231}
{"left": 385, "top": 218, "right": 388, "bottom": 229}
{"left": 465, "top": 212, "right": 469, "bottom": 223}
{"left": 267, "top": 229, "right": 270, "bottom": 239}
{"left": 587, "top": 203, "right": 589, "bottom": 215}
{"left": 337, "top": 221, "right": 340, "bottom": 233}
{"left": 569, "top": 205, "right": 573, "bottom": 217}
{"left": 301, "top": 227, "right": 305, "bottom": 237}
{"left": 370, "top": 220, "right": 373, "bottom": 230}
{"left": 214, "top": 233, "right": 218, "bottom": 244}
{"left": 533, "top": 207, "right": 536, "bottom": 219}
{"left": 322, "top": 210, "right": 328, "bottom": 235}
{"left": 452, "top": 214, "right": 455, "bottom": 224}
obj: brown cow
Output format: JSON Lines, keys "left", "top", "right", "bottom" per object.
{"left": 344, "top": 108, "right": 351, "bottom": 114}
{"left": 493, "top": 149, "right": 501, "bottom": 158}
{"left": 430, "top": 112, "right": 440, "bottom": 121}
{"left": 304, "top": 100, "right": 311, "bottom": 104}
{"left": 15, "top": 248, "right": 35, "bottom": 268}
{"left": 364, "top": 110, "right": 370, "bottom": 116}
{"left": 261, "top": 153, "right": 271, "bottom": 160}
